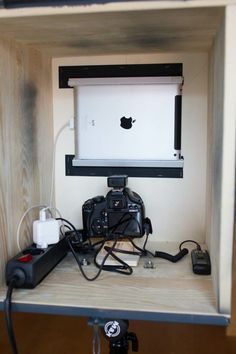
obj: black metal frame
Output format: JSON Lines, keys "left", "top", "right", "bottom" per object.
{"left": 59, "top": 63, "right": 183, "bottom": 88}
{"left": 65, "top": 155, "right": 183, "bottom": 178}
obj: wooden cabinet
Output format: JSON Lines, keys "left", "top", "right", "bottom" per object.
{"left": 0, "top": 1, "right": 235, "bottom": 328}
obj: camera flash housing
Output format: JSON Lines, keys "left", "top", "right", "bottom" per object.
{"left": 107, "top": 175, "right": 128, "bottom": 189}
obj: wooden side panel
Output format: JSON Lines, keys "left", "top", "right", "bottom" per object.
{"left": 0, "top": 38, "right": 53, "bottom": 287}
{"left": 218, "top": 4, "right": 236, "bottom": 315}
{"left": 206, "top": 15, "right": 225, "bottom": 312}
{"left": 206, "top": 4, "right": 236, "bottom": 316}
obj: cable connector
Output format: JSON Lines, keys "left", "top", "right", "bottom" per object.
{"left": 7, "top": 270, "right": 26, "bottom": 288}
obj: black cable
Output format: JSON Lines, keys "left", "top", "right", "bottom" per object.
{"left": 155, "top": 249, "right": 189, "bottom": 263}
{"left": 108, "top": 212, "right": 142, "bottom": 238}
{"left": 67, "top": 236, "right": 118, "bottom": 281}
{"left": 128, "top": 235, "right": 156, "bottom": 258}
{"left": 98, "top": 213, "right": 138, "bottom": 274}
{"left": 140, "top": 234, "right": 156, "bottom": 257}
{"left": 108, "top": 216, "right": 131, "bottom": 232}
{"left": 105, "top": 246, "right": 141, "bottom": 257}
{"left": 60, "top": 224, "right": 71, "bottom": 237}
{"left": 103, "top": 213, "right": 148, "bottom": 260}
{"left": 128, "top": 236, "right": 201, "bottom": 263}
{"left": 91, "top": 213, "right": 135, "bottom": 276}
{"left": 56, "top": 218, "right": 83, "bottom": 245}
{"left": 57, "top": 217, "right": 115, "bottom": 281}
{"left": 127, "top": 236, "right": 191, "bottom": 263}
{"left": 142, "top": 234, "right": 149, "bottom": 251}
{"left": 4, "top": 278, "right": 18, "bottom": 354}
{"left": 65, "top": 213, "right": 136, "bottom": 279}
{"left": 89, "top": 214, "right": 193, "bottom": 266}
{"left": 179, "top": 240, "right": 201, "bottom": 251}
{"left": 60, "top": 215, "right": 194, "bottom": 273}
{"left": 59, "top": 215, "right": 192, "bottom": 273}
{"left": 94, "top": 245, "right": 133, "bottom": 275}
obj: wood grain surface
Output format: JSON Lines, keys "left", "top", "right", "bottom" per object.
{"left": 0, "top": 242, "right": 219, "bottom": 318}
{"left": 0, "top": 38, "right": 53, "bottom": 287}
{"left": 1, "top": 239, "right": 236, "bottom": 354}
{"left": 0, "top": 235, "right": 235, "bottom": 354}
{"left": 0, "top": 7, "right": 223, "bottom": 57}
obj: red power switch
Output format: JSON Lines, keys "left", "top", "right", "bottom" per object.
{"left": 17, "top": 253, "right": 33, "bottom": 263}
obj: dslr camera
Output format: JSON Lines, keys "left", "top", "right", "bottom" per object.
{"left": 82, "top": 175, "right": 146, "bottom": 239}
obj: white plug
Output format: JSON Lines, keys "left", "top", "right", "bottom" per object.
{"left": 33, "top": 208, "right": 60, "bottom": 248}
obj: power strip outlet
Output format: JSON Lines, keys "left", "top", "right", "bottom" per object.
{"left": 6, "top": 237, "right": 68, "bottom": 289}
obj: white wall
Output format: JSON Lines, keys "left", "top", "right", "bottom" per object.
{"left": 52, "top": 52, "right": 208, "bottom": 243}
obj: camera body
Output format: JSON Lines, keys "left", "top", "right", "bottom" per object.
{"left": 82, "top": 176, "right": 145, "bottom": 238}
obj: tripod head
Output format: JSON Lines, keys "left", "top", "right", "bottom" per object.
{"left": 103, "top": 319, "right": 138, "bottom": 354}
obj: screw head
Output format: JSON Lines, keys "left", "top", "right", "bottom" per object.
{"left": 144, "top": 260, "right": 155, "bottom": 269}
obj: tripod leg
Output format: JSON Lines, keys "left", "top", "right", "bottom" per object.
{"left": 91, "top": 319, "right": 101, "bottom": 354}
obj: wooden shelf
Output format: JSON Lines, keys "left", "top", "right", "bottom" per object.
{"left": 0, "top": 242, "right": 229, "bottom": 325}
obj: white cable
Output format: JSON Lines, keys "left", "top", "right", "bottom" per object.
{"left": 49, "top": 122, "right": 69, "bottom": 208}
{"left": 47, "top": 206, "right": 65, "bottom": 236}
{"left": 45, "top": 206, "right": 63, "bottom": 219}
{"left": 17, "top": 122, "right": 70, "bottom": 252}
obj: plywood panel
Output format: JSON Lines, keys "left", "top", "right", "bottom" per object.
{"left": 0, "top": 7, "right": 223, "bottom": 56}
{"left": 0, "top": 38, "right": 53, "bottom": 287}
{"left": 206, "top": 12, "right": 225, "bottom": 315}
{"left": 0, "top": 234, "right": 235, "bottom": 352}
{"left": 0, "top": 243, "right": 219, "bottom": 319}
{"left": 218, "top": 3, "right": 236, "bottom": 315}
{"left": 206, "top": 3, "right": 236, "bottom": 317}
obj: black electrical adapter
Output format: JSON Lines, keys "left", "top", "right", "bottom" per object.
{"left": 6, "top": 237, "right": 68, "bottom": 288}
{"left": 191, "top": 249, "right": 211, "bottom": 275}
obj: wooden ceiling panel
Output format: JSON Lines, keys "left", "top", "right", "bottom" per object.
{"left": 0, "top": 7, "right": 223, "bottom": 56}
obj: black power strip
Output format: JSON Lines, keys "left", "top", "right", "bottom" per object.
{"left": 6, "top": 237, "right": 68, "bottom": 289}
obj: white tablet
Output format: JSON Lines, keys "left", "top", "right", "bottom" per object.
{"left": 69, "top": 77, "right": 183, "bottom": 168}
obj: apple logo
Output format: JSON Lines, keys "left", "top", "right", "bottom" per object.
{"left": 120, "top": 116, "right": 136, "bottom": 129}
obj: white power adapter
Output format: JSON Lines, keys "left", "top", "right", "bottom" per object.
{"left": 33, "top": 208, "right": 60, "bottom": 248}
